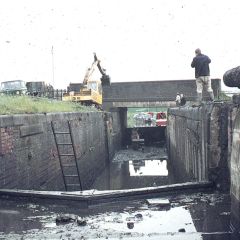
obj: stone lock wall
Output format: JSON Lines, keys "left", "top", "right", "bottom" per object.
{"left": 229, "top": 106, "right": 240, "bottom": 232}
{"left": 167, "top": 103, "right": 232, "bottom": 190}
{"left": 0, "top": 111, "right": 122, "bottom": 191}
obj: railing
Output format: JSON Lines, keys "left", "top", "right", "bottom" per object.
{"left": 28, "top": 89, "right": 67, "bottom": 101}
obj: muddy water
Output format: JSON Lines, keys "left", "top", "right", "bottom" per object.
{"left": 0, "top": 147, "right": 237, "bottom": 239}
{"left": 92, "top": 159, "right": 169, "bottom": 190}
{"left": 92, "top": 147, "right": 169, "bottom": 190}
{"left": 0, "top": 192, "right": 233, "bottom": 239}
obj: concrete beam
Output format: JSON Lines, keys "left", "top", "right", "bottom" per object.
{"left": 0, "top": 181, "right": 213, "bottom": 206}
{"left": 111, "top": 101, "right": 176, "bottom": 108}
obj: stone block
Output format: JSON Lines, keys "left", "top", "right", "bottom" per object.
{"left": 20, "top": 124, "right": 44, "bottom": 137}
{"left": 232, "top": 94, "right": 240, "bottom": 105}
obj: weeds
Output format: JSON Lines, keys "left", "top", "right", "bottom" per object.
{"left": 0, "top": 96, "right": 98, "bottom": 115}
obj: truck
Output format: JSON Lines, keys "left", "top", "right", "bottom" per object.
{"left": 63, "top": 53, "right": 110, "bottom": 107}
{"left": 26, "top": 81, "right": 54, "bottom": 97}
{"left": 0, "top": 80, "right": 27, "bottom": 95}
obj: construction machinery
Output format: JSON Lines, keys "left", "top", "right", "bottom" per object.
{"left": 63, "top": 53, "right": 110, "bottom": 107}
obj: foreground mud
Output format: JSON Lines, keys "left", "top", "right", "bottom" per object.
{"left": 0, "top": 192, "right": 234, "bottom": 239}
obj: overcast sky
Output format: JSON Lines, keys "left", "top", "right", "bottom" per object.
{"left": 0, "top": 0, "right": 240, "bottom": 90}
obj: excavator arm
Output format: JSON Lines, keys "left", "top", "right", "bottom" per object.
{"left": 82, "top": 54, "right": 99, "bottom": 85}
{"left": 94, "top": 53, "right": 111, "bottom": 86}
{"left": 82, "top": 53, "right": 110, "bottom": 86}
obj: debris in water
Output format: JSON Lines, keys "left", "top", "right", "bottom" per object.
{"left": 126, "top": 216, "right": 135, "bottom": 222}
{"left": 134, "top": 213, "right": 143, "bottom": 220}
{"left": 127, "top": 222, "right": 134, "bottom": 229}
{"left": 55, "top": 214, "right": 76, "bottom": 224}
{"left": 146, "top": 198, "right": 170, "bottom": 207}
{"left": 77, "top": 217, "right": 87, "bottom": 226}
{"left": 219, "top": 212, "right": 230, "bottom": 216}
{"left": 178, "top": 228, "right": 186, "bottom": 232}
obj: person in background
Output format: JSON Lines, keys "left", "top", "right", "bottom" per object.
{"left": 175, "top": 92, "right": 181, "bottom": 107}
{"left": 180, "top": 93, "right": 186, "bottom": 106}
{"left": 191, "top": 48, "right": 214, "bottom": 104}
{"left": 131, "top": 128, "right": 139, "bottom": 140}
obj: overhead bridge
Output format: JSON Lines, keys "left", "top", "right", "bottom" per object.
{"left": 102, "top": 79, "right": 221, "bottom": 110}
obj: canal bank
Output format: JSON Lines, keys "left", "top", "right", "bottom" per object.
{"left": 167, "top": 100, "right": 240, "bottom": 236}
{"left": 1, "top": 100, "right": 240, "bottom": 238}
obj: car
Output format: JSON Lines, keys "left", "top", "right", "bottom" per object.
{"left": 133, "top": 112, "right": 155, "bottom": 126}
{"left": 0, "top": 80, "right": 27, "bottom": 95}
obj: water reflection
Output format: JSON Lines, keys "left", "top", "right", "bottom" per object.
{"left": 0, "top": 145, "right": 237, "bottom": 239}
{"left": 92, "top": 159, "right": 169, "bottom": 191}
{"left": 0, "top": 193, "right": 234, "bottom": 240}
{"left": 103, "top": 206, "right": 197, "bottom": 234}
{"left": 129, "top": 160, "right": 168, "bottom": 176}
{"left": 0, "top": 202, "right": 42, "bottom": 234}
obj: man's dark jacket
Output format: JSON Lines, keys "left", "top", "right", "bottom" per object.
{"left": 191, "top": 54, "right": 211, "bottom": 78}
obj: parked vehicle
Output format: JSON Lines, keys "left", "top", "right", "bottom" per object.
{"left": 133, "top": 112, "right": 155, "bottom": 127}
{"left": 0, "top": 80, "right": 27, "bottom": 95}
{"left": 26, "top": 81, "right": 54, "bottom": 97}
{"left": 156, "top": 112, "right": 167, "bottom": 127}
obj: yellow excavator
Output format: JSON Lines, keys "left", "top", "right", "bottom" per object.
{"left": 63, "top": 53, "right": 110, "bottom": 107}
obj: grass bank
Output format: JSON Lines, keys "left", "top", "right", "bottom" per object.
{"left": 0, "top": 96, "right": 97, "bottom": 115}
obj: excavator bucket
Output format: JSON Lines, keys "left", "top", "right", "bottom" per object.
{"left": 94, "top": 53, "right": 111, "bottom": 86}
{"left": 101, "top": 74, "right": 111, "bottom": 86}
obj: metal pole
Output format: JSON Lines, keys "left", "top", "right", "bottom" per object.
{"left": 51, "top": 46, "right": 55, "bottom": 88}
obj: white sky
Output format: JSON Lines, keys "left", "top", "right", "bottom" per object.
{"left": 0, "top": 0, "right": 240, "bottom": 90}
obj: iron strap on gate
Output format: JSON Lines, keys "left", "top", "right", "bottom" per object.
{"left": 51, "top": 121, "right": 82, "bottom": 191}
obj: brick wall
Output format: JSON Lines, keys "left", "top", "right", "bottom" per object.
{"left": 0, "top": 127, "right": 14, "bottom": 156}
{"left": 0, "top": 112, "right": 122, "bottom": 191}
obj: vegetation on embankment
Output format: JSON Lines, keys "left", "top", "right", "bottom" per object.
{"left": 0, "top": 96, "right": 97, "bottom": 115}
{"left": 218, "top": 92, "right": 232, "bottom": 101}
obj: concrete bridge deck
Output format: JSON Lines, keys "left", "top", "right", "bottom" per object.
{"left": 103, "top": 79, "right": 221, "bottom": 109}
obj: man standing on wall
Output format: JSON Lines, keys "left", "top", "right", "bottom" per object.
{"left": 191, "top": 48, "right": 214, "bottom": 104}
{"left": 180, "top": 93, "right": 186, "bottom": 106}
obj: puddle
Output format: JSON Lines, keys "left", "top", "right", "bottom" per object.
{"left": 103, "top": 206, "right": 196, "bottom": 233}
